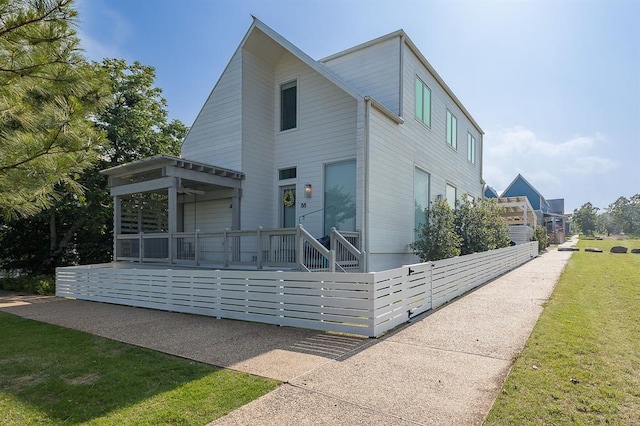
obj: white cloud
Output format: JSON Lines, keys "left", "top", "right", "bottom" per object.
{"left": 76, "top": 1, "right": 131, "bottom": 61}
{"left": 483, "top": 126, "right": 619, "bottom": 197}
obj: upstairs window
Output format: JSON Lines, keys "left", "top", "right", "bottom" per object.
{"left": 415, "top": 77, "right": 431, "bottom": 127}
{"left": 446, "top": 110, "right": 457, "bottom": 149}
{"left": 280, "top": 80, "right": 297, "bottom": 131}
{"left": 467, "top": 133, "right": 476, "bottom": 164}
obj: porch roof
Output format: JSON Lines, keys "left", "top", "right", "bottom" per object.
{"left": 100, "top": 155, "right": 245, "bottom": 197}
{"left": 496, "top": 196, "right": 537, "bottom": 228}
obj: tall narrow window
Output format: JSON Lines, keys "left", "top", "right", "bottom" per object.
{"left": 280, "top": 80, "right": 297, "bottom": 131}
{"left": 446, "top": 110, "right": 457, "bottom": 149}
{"left": 445, "top": 184, "right": 457, "bottom": 209}
{"left": 324, "top": 160, "right": 356, "bottom": 235}
{"left": 467, "top": 133, "right": 476, "bottom": 164}
{"left": 414, "top": 168, "right": 430, "bottom": 238}
{"left": 415, "top": 77, "right": 431, "bottom": 127}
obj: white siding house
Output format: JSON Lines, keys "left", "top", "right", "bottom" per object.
{"left": 102, "top": 18, "right": 484, "bottom": 272}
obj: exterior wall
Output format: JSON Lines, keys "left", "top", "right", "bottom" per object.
{"left": 240, "top": 46, "right": 276, "bottom": 230}
{"left": 364, "top": 43, "right": 483, "bottom": 271}
{"left": 183, "top": 199, "right": 232, "bottom": 233}
{"left": 179, "top": 25, "right": 483, "bottom": 273}
{"left": 402, "top": 44, "right": 483, "bottom": 204}
{"left": 322, "top": 36, "right": 401, "bottom": 115}
{"left": 181, "top": 51, "right": 242, "bottom": 170}
{"left": 502, "top": 178, "right": 542, "bottom": 210}
{"left": 272, "top": 52, "right": 358, "bottom": 237}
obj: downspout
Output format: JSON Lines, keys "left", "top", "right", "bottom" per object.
{"left": 364, "top": 98, "right": 371, "bottom": 272}
{"left": 398, "top": 34, "right": 405, "bottom": 118}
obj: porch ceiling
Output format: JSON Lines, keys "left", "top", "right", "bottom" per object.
{"left": 100, "top": 155, "right": 245, "bottom": 196}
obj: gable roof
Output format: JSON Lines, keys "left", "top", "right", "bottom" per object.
{"left": 249, "top": 18, "right": 363, "bottom": 101}
{"left": 321, "top": 29, "right": 484, "bottom": 135}
{"left": 484, "top": 185, "right": 499, "bottom": 198}
{"left": 501, "top": 174, "right": 549, "bottom": 208}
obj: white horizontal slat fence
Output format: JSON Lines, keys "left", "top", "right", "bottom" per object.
{"left": 57, "top": 242, "right": 538, "bottom": 337}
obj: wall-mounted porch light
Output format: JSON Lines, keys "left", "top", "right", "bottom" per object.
{"left": 304, "top": 184, "right": 312, "bottom": 198}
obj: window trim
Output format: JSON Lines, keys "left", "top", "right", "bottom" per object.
{"left": 446, "top": 109, "right": 457, "bottom": 150}
{"left": 445, "top": 183, "right": 457, "bottom": 210}
{"left": 414, "top": 166, "right": 431, "bottom": 239}
{"left": 415, "top": 76, "right": 431, "bottom": 128}
{"left": 278, "top": 166, "right": 297, "bottom": 181}
{"left": 467, "top": 132, "right": 476, "bottom": 164}
{"left": 279, "top": 79, "right": 298, "bottom": 132}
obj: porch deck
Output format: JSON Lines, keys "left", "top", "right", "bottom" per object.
{"left": 114, "top": 225, "right": 363, "bottom": 273}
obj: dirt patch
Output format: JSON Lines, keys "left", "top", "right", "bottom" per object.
{"left": 65, "top": 373, "right": 101, "bottom": 385}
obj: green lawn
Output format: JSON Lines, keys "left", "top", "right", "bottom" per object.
{"left": 0, "top": 312, "right": 280, "bottom": 425}
{"left": 485, "top": 239, "right": 640, "bottom": 425}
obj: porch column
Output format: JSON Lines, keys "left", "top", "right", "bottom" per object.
{"left": 113, "top": 196, "right": 121, "bottom": 261}
{"left": 231, "top": 188, "right": 241, "bottom": 230}
{"left": 168, "top": 179, "right": 178, "bottom": 262}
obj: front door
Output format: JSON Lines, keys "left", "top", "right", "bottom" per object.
{"left": 281, "top": 185, "right": 296, "bottom": 228}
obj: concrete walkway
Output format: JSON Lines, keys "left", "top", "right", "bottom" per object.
{"left": 0, "top": 242, "right": 575, "bottom": 425}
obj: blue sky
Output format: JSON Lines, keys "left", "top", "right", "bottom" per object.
{"left": 76, "top": 0, "right": 639, "bottom": 213}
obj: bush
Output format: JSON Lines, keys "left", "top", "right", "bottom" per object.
{"left": 412, "top": 197, "right": 511, "bottom": 261}
{"left": 533, "top": 225, "right": 548, "bottom": 252}
{"left": 455, "top": 197, "right": 511, "bottom": 255}
{"left": 0, "top": 275, "right": 55, "bottom": 295}
{"left": 411, "top": 198, "right": 461, "bottom": 261}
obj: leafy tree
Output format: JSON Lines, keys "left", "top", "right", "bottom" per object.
{"left": 0, "top": 59, "right": 187, "bottom": 275}
{"left": 572, "top": 202, "right": 599, "bottom": 236}
{"left": 596, "top": 211, "right": 619, "bottom": 236}
{"left": 411, "top": 198, "right": 461, "bottom": 261}
{"left": 607, "top": 195, "right": 640, "bottom": 235}
{"left": 0, "top": 0, "right": 110, "bottom": 218}
{"left": 533, "top": 225, "right": 548, "bottom": 252}
{"left": 455, "top": 196, "right": 511, "bottom": 255}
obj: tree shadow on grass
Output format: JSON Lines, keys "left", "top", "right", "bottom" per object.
{"left": 0, "top": 312, "right": 277, "bottom": 424}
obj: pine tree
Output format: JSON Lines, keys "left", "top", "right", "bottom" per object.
{"left": 0, "top": 0, "right": 110, "bottom": 217}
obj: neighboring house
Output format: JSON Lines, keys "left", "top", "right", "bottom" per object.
{"left": 101, "top": 18, "right": 484, "bottom": 272}
{"left": 484, "top": 185, "right": 499, "bottom": 199}
{"left": 499, "top": 174, "right": 567, "bottom": 243}
{"left": 547, "top": 198, "right": 571, "bottom": 235}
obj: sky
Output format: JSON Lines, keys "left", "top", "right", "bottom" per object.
{"left": 76, "top": 0, "right": 639, "bottom": 213}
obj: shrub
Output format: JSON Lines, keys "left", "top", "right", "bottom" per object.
{"left": 0, "top": 275, "right": 55, "bottom": 295}
{"left": 455, "top": 197, "right": 511, "bottom": 255}
{"left": 411, "top": 198, "right": 461, "bottom": 261}
{"left": 533, "top": 225, "right": 548, "bottom": 252}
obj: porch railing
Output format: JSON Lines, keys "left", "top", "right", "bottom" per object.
{"left": 115, "top": 225, "right": 363, "bottom": 272}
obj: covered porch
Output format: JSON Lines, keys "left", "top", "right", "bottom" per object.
{"left": 496, "top": 196, "right": 537, "bottom": 244}
{"left": 101, "top": 155, "right": 362, "bottom": 272}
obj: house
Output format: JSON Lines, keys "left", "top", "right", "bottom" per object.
{"left": 484, "top": 185, "right": 499, "bottom": 199}
{"left": 498, "top": 174, "right": 567, "bottom": 243}
{"left": 101, "top": 18, "right": 484, "bottom": 272}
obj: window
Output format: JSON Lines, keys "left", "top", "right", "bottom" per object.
{"left": 324, "top": 160, "right": 356, "bottom": 235}
{"left": 467, "top": 133, "right": 476, "bottom": 164}
{"left": 445, "top": 184, "right": 457, "bottom": 209}
{"left": 415, "top": 77, "right": 431, "bottom": 127}
{"left": 414, "top": 168, "right": 430, "bottom": 237}
{"left": 446, "top": 110, "right": 457, "bottom": 149}
{"left": 278, "top": 167, "right": 297, "bottom": 180}
{"left": 280, "top": 80, "right": 297, "bottom": 131}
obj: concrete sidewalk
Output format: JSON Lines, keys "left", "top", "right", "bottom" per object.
{"left": 0, "top": 244, "right": 574, "bottom": 425}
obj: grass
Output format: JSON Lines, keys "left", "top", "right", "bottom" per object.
{"left": 0, "top": 312, "right": 280, "bottom": 425}
{"left": 485, "top": 239, "right": 640, "bottom": 425}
